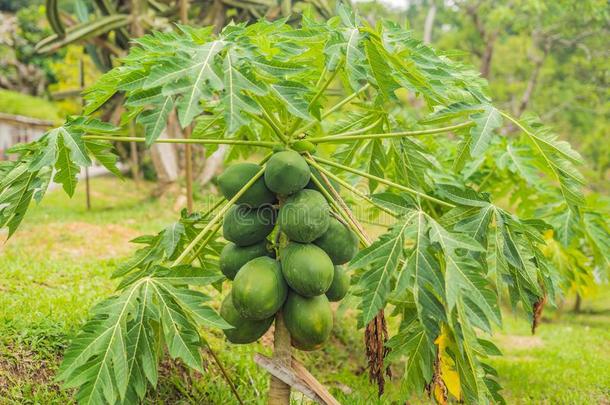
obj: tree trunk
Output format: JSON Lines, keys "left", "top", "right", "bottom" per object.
{"left": 515, "top": 48, "right": 548, "bottom": 116}
{"left": 466, "top": 4, "right": 496, "bottom": 79}
{"left": 198, "top": 145, "right": 227, "bottom": 186}
{"left": 480, "top": 37, "right": 495, "bottom": 79}
{"left": 573, "top": 294, "right": 582, "bottom": 313}
{"left": 184, "top": 126, "right": 194, "bottom": 212}
{"left": 268, "top": 313, "right": 291, "bottom": 405}
{"left": 423, "top": 2, "right": 437, "bottom": 44}
{"left": 129, "top": 123, "right": 141, "bottom": 182}
{"left": 179, "top": 0, "right": 193, "bottom": 212}
{"left": 151, "top": 131, "right": 179, "bottom": 185}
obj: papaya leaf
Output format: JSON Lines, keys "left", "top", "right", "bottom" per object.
{"left": 469, "top": 105, "right": 502, "bottom": 157}
{"left": 0, "top": 161, "right": 39, "bottom": 237}
{"left": 510, "top": 114, "right": 585, "bottom": 208}
{"left": 386, "top": 317, "right": 434, "bottom": 392}
{"left": 145, "top": 40, "right": 225, "bottom": 127}
{"left": 352, "top": 211, "right": 416, "bottom": 326}
{"left": 160, "top": 222, "right": 186, "bottom": 257}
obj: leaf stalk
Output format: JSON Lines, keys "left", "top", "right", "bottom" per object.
{"left": 310, "top": 121, "right": 474, "bottom": 144}
{"left": 171, "top": 163, "right": 268, "bottom": 266}
{"left": 82, "top": 135, "right": 276, "bottom": 148}
{"left": 305, "top": 158, "right": 397, "bottom": 217}
{"left": 312, "top": 156, "right": 455, "bottom": 208}
{"left": 308, "top": 173, "right": 369, "bottom": 246}
{"left": 294, "top": 83, "right": 371, "bottom": 136}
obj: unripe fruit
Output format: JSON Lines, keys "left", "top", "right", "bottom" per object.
{"left": 217, "top": 163, "right": 275, "bottom": 208}
{"left": 280, "top": 242, "right": 334, "bottom": 297}
{"left": 291, "top": 140, "right": 316, "bottom": 153}
{"left": 278, "top": 189, "right": 330, "bottom": 243}
{"left": 326, "top": 266, "right": 350, "bottom": 302}
{"left": 232, "top": 257, "right": 287, "bottom": 320}
{"left": 264, "top": 150, "right": 311, "bottom": 195}
{"left": 284, "top": 292, "right": 333, "bottom": 351}
{"left": 219, "top": 241, "right": 274, "bottom": 280}
{"left": 314, "top": 217, "right": 359, "bottom": 265}
{"left": 220, "top": 294, "right": 273, "bottom": 344}
{"left": 223, "top": 204, "right": 275, "bottom": 246}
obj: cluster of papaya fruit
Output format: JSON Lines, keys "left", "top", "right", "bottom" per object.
{"left": 217, "top": 150, "right": 358, "bottom": 350}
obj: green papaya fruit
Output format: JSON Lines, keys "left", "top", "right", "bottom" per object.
{"left": 220, "top": 294, "right": 274, "bottom": 344}
{"left": 280, "top": 242, "right": 334, "bottom": 297}
{"left": 326, "top": 266, "right": 350, "bottom": 302}
{"left": 232, "top": 257, "right": 287, "bottom": 320}
{"left": 264, "top": 150, "right": 311, "bottom": 195}
{"left": 314, "top": 216, "right": 359, "bottom": 265}
{"left": 219, "top": 241, "right": 274, "bottom": 280}
{"left": 223, "top": 204, "right": 275, "bottom": 247}
{"left": 278, "top": 189, "right": 330, "bottom": 243}
{"left": 305, "top": 166, "right": 339, "bottom": 193}
{"left": 217, "top": 163, "right": 276, "bottom": 208}
{"left": 291, "top": 139, "right": 316, "bottom": 153}
{"left": 283, "top": 292, "right": 333, "bottom": 351}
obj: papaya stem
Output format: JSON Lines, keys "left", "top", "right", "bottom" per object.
{"left": 188, "top": 221, "right": 223, "bottom": 264}
{"left": 326, "top": 116, "right": 384, "bottom": 138}
{"left": 256, "top": 101, "right": 290, "bottom": 144}
{"left": 82, "top": 135, "right": 276, "bottom": 148}
{"left": 309, "top": 66, "right": 339, "bottom": 112}
{"left": 171, "top": 163, "right": 269, "bottom": 266}
{"left": 305, "top": 158, "right": 397, "bottom": 217}
{"left": 308, "top": 170, "right": 369, "bottom": 246}
{"left": 311, "top": 156, "right": 455, "bottom": 208}
{"left": 294, "top": 83, "right": 370, "bottom": 136}
{"left": 267, "top": 312, "right": 292, "bottom": 404}
{"left": 310, "top": 121, "right": 474, "bottom": 144}
{"left": 201, "top": 197, "right": 227, "bottom": 219}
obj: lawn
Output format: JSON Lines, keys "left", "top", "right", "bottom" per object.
{"left": 0, "top": 177, "right": 608, "bottom": 404}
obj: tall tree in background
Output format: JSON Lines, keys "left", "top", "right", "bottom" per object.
{"left": 397, "top": 0, "right": 609, "bottom": 181}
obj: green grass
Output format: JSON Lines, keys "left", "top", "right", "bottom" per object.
{"left": 0, "top": 89, "right": 61, "bottom": 123}
{"left": 0, "top": 177, "right": 608, "bottom": 404}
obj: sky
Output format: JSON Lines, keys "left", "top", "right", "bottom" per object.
{"left": 353, "top": 0, "right": 410, "bottom": 11}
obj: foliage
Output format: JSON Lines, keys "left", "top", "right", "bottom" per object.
{"left": 2, "top": 178, "right": 609, "bottom": 404}
{"left": 390, "top": 0, "right": 609, "bottom": 182}
{"left": 0, "top": 0, "right": 42, "bottom": 12}
{"left": 368, "top": 0, "right": 610, "bottom": 305}
{"left": 39, "top": 0, "right": 332, "bottom": 73}
{"left": 1, "top": 4, "right": 609, "bottom": 404}
{"left": 0, "top": 88, "right": 60, "bottom": 121}
{"left": 0, "top": 6, "right": 60, "bottom": 95}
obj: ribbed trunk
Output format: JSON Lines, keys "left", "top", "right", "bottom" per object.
{"left": 268, "top": 313, "right": 291, "bottom": 404}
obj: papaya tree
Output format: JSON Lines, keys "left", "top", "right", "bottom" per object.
{"left": 1, "top": 5, "right": 609, "bottom": 404}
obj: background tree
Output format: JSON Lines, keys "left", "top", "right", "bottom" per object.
{"left": 390, "top": 0, "right": 609, "bottom": 183}
{"left": 0, "top": 6, "right": 60, "bottom": 96}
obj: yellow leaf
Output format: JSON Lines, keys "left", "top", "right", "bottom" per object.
{"left": 434, "top": 326, "right": 461, "bottom": 401}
